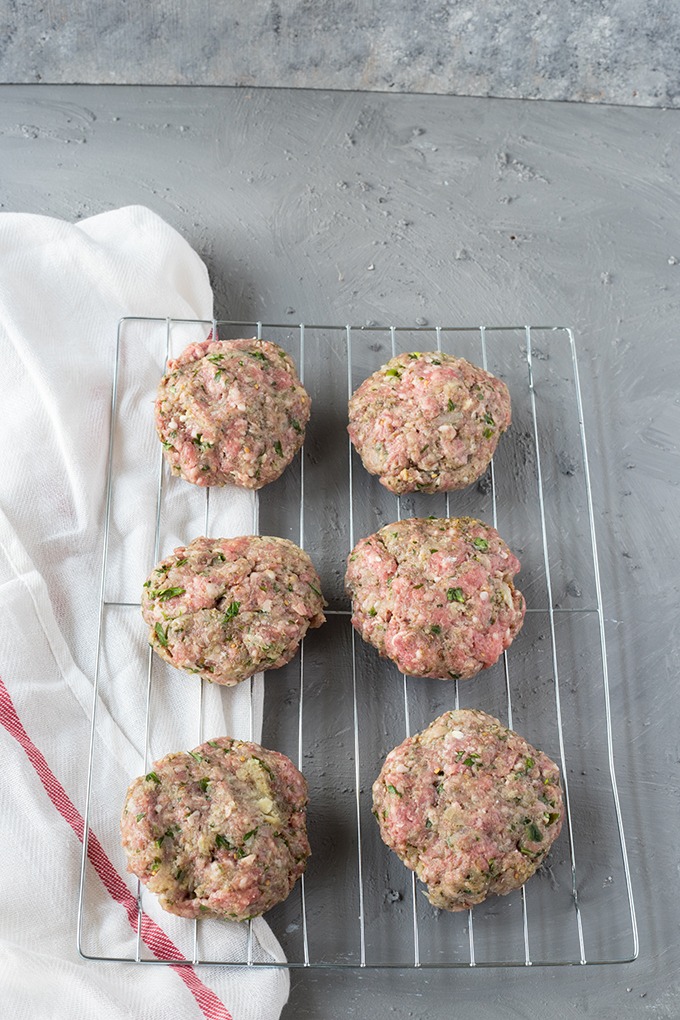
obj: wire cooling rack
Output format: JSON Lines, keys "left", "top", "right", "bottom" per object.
{"left": 78, "top": 320, "right": 638, "bottom": 969}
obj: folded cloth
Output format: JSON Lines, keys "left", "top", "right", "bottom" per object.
{"left": 0, "top": 206, "right": 290, "bottom": 1020}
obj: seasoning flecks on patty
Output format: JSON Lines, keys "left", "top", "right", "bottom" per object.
{"left": 347, "top": 351, "right": 511, "bottom": 494}
{"left": 372, "top": 709, "right": 564, "bottom": 911}
{"left": 121, "top": 736, "right": 311, "bottom": 921}
{"left": 156, "top": 337, "right": 311, "bottom": 488}
{"left": 345, "top": 516, "right": 525, "bottom": 680}
{"left": 142, "top": 535, "right": 326, "bottom": 686}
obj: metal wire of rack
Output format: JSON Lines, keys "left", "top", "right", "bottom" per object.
{"left": 77, "top": 319, "right": 639, "bottom": 969}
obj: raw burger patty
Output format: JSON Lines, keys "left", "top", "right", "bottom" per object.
{"left": 155, "top": 337, "right": 311, "bottom": 488}
{"left": 345, "top": 516, "right": 524, "bottom": 680}
{"left": 373, "top": 709, "right": 564, "bottom": 911}
{"left": 121, "top": 736, "right": 310, "bottom": 921}
{"left": 348, "top": 351, "right": 511, "bottom": 493}
{"left": 142, "top": 535, "right": 326, "bottom": 685}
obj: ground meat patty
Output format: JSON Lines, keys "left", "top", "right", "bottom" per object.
{"left": 373, "top": 709, "right": 564, "bottom": 911}
{"left": 155, "top": 337, "right": 311, "bottom": 488}
{"left": 142, "top": 535, "right": 326, "bottom": 685}
{"left": 345, "top": 516, "right": 524, "bottom": 680}
{"left": 121, "top": 736, "right": 310, "bottom": 921}
{"left": 347, "top": 351, "right": 511, "bottom": 493}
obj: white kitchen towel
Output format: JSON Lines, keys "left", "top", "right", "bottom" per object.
{"left": 0, "top": 206, "right": 290, "bottom": 1020}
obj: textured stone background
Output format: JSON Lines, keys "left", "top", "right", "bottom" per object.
{"left": 2, "top": 83, "right": 679, "bottom": 1018}
{"left": 1, "top": 0, "right": 679, "bottom": 107}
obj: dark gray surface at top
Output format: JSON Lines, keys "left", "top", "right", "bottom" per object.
{"left": 1, "top": 84, "right": 678, "bottom": 1017}
{"left": 2, "top": 1, "right": 680, "bottom": 108}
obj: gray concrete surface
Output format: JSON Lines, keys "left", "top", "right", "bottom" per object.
{"left": 1, "top": 2, "right": 680, "bottom": 107}
{"left": 1, "top": 84, "right": 679, "bottom": 1017}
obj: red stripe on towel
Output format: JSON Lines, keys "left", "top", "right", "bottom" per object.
{"left": 0, "top": 674, "right": 234, "bottom": 1020}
